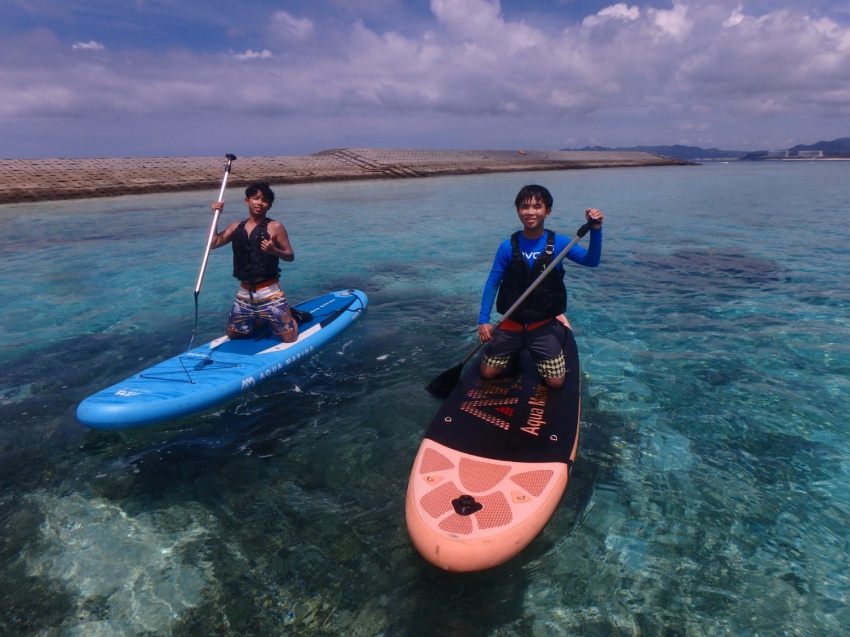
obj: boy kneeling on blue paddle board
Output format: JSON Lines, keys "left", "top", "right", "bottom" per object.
{"left": 209, "top": 183, "right": 299, "bottom": 343}
{"left": 478, "top": 185, "right": 604, "bottom": 389}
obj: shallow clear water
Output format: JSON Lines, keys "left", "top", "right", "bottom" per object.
{"left": 1, "top": 162, "right": 849, "bottom": 636}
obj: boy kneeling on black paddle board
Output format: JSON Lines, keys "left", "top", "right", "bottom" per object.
{"left": 478, "top": 185, "right": 604, "bottom": 389}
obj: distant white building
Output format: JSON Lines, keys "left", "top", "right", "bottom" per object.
{"left": 766, "top": 149, "right": 824, "bottom": 159}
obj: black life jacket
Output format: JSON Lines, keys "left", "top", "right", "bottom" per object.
{"left": 231, "top": 218, "right": 281, "bottom": 283}
{"left": 495, "top": 230, "right": 567, "bottom": 323}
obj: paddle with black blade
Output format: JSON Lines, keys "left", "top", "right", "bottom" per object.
{"left": 425, "top": 222, "right": 590, "bottom": 399}
{"left": 186, "top": 153, "right": 236, "bottom": 351}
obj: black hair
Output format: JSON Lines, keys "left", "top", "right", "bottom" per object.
{"left": 245, "top": 182, "right": 275, "bottom": 205}
{"left": 514, "top": 184, "right": 553, "bottom": 210}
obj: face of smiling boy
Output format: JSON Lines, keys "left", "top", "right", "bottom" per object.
{"left": 516, "top": 196, "right": 551, "bottom": 235}
{"left": 245, "top": 192, "right": 272, "bottom": 217}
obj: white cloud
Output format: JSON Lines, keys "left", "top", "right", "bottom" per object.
{"left": 722, "top": 5, "right": 746, "bottom": 28}
{"left": 431, "top": 0, "right": 503, "bottom": 37}
{"left": 71, "top": 40, "right": 105, "bottom": 50}
{"left": 270, "top": 11, "right": 315, "bottom": 41}
{"left": 582, "top": 3, "right": 640, "bottom": 28}
{"left": 430, "top": 0, "right": 540, "bottom": 53}
{"left": 2, "top": 1, "right": 850, "bottom": 156}
{"left": 649, "top": 2, "right": 692, "bottom": 42}
{"left": 233, "top": 49, "right": 273, "bottom": 60}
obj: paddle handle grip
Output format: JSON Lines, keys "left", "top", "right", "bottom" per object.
{"left": 214, "top": 154, "right": 236, "bottom": 204}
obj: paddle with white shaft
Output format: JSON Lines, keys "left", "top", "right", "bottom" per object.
{"left": 187, "top": 153, "right": 236, "bottom": 351}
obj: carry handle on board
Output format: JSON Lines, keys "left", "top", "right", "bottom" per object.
{"left": 425, "top": 223, "right": 590, "bottom": 399}
{"left": 186, "top": 153, "right": 236, "bottom": 351}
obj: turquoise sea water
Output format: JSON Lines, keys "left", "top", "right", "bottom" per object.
{"left": 1, "top": 161, "right": 849, "bottom": 636}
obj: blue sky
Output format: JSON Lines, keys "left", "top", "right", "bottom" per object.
{"left": 3, "top": 0, "right": 850, "bottom": 158}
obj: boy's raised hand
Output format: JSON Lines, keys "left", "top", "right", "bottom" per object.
{"left": 586, "top": 207, "right": 604, "bottom": 228}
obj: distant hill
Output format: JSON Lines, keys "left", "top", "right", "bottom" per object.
{"left": 789, "top": 137, "right": 850, "bottom": 156}
{"left": 561, "top": 144, "right": 746, "bottom": 160}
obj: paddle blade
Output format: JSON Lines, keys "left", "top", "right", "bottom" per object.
{"left": 426, "top": 363, "right": 465, "bottom": 399}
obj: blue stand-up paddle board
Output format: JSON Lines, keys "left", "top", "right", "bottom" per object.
{"left": 77, "top": 289, "right": 367, "bottom": 429}
{"left": 406, "top": 316, "right": 580, "bottom": 571}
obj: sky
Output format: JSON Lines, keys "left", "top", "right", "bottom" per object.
{"left": 3, "top": 0, "right": 850, "bottom": 158}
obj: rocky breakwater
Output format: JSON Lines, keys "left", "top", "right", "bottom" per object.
{"left": 0, "top": 148, "right": 690, "bottom": 205}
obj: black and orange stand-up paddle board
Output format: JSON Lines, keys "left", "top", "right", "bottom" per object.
{"left": 406, "top": 316, "right": 581, "bottom": 572}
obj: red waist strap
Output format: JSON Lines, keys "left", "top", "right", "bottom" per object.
{"left": 499, "top": 318, "right": 553, "bottom": 331}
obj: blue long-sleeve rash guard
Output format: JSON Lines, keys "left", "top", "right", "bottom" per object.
{"left": 479, "top": 228, "right": 602, "bottom": 325}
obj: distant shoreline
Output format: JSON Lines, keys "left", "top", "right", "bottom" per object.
{"left": 0, "top": 148, "right": 691, "bottom": 205}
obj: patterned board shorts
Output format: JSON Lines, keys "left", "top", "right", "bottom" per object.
{"left": 481, "top": 319, "right": 567, "bottom": 378}
{"left": 227, "top": 283, "right": 296, "bottom": 337}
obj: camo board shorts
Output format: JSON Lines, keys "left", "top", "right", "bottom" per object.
{"left": 227, "top": 282, "right": 296, "bottom": 337}
{"left": 482, "top": 319, "right": 567, "bottom": 378}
